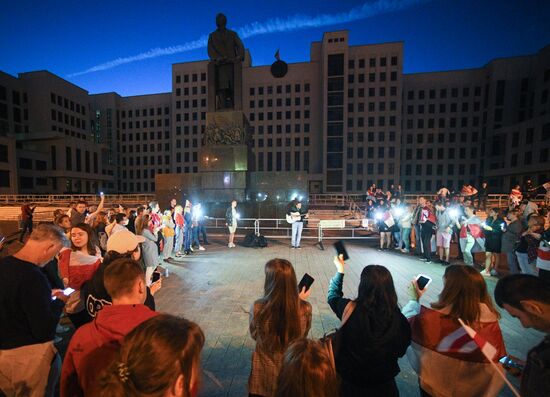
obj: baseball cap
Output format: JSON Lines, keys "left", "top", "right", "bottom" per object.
{"left": 106, "top": 229, "right": 145, "bottom": 253}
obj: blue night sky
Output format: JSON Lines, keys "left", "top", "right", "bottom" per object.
{"left": 1, "top": 0, "right": 549, "bottom": 97}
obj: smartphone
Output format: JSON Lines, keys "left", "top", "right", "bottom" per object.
{"left": 152, "top": 271, "right": 161, "bottom": 283}
{"left": 499, "top": 356, "right": 524, "bottom": 371}
{"left": 333, "top": 240, "right": 350, "bottom": 261}
{"left": 63, "top": 287, "right": 76, "bottom": 296}
{"left": 0, "top": 236, "right": 5, "bottom": 244}
{"left": 298, "top": 273, "right": 315, "bottom": 292}
{"left": 415, "top": 274, "right": 432, "bottom": 291}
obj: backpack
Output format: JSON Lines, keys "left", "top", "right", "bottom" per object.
{"left": 242, "top": 232, "right": 258, "bottom": 247}
{"left": 257, "top": 235, "right": 268, "bottom": 248}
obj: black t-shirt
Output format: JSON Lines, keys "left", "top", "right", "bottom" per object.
{"left": 0, "top": 256, "right": 65, "bottom": 349}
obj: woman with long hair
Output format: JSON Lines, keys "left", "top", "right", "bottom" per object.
{"left": 98, "top": 314, "right": 204, "bottom": 397}
{"left": 249, "top": 258, "right": 312, "bottom": 397}
{"left": 274, "top": 338, "right": 338, "bottom": 397}
{"left": 58, "top": 223, "right": 102, "bottom": 328}
{"left": 327, "top": 257, "right": 411, "bottom": 396}
{"left": 402, "top": 264, "right": 506, "bottom": 397}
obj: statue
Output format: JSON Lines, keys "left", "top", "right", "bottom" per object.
{"left": 207, "top": 13, "right": 245, "bottom": 110}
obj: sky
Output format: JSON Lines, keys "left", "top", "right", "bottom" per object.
{"left": 1, "top": 0, "right": 550, "bottom": 97}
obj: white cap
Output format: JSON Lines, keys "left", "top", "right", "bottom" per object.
{"left": 106, "top": 229, "right": 145, "bottom": 254}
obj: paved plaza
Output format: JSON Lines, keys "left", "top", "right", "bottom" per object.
{"left": 152, "top": 236, "right": 544, "bottom": 397}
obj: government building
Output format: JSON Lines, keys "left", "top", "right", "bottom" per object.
{"left": 1, "top": 30, "right": 549, "bottom": 195}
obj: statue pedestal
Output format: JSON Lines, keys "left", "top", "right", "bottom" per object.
{"left": 197, "top": 110, "right": 252, "bottom": 200}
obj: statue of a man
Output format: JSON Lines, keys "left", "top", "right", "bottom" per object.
{"left": 207, "top": 13, "right": 245, "bottom": 110}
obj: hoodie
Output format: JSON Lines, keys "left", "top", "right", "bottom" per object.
{"left": 60, "top": 304, "right": 158, "bottom": 397}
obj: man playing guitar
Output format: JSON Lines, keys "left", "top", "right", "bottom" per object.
{"left": 286, "top": 200, "right": 309, "bottom": 249}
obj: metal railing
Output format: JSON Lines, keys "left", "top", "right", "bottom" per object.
{"left": 0, "top": 194, "right": 155, "bottom": 205}
{"left": 200, "top": 217, "right": 378, "bottom": 248}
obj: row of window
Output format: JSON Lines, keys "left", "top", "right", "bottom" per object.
{"left": 348, "top": 56, "right": 399, "bottom": 69}
{"left": 63, "top": 147, "right": 99, "bottom": 173}
{"left": 347, "top": 131, "right": 397, "bottom": 143}
{"left": 0, "top": 88, "right": 27, "bottom": 106}
{"left": 347, "top": 71, "right": 398, "bottom": 84}
{"left": 348, "top": 101, "right": 398, "bottom": 112}
{"left": 254, "top": 137, "right": 310, "bottom": 148}
{"left": 121, "top": 107, "right": 170, "bottom": 118}
{"left": 405, "top": 132, "right": 479, "bottom": 145}
{"left": 404, "top": 148, "right": 477, "bottom": 161}
{"left": 406, "top": 86, "right": 482, "bottom": 101}
{"left": 347, "top": 86, "right": 399, "bottom": 98}
{"left": 405, "top": 117, "right": 480, "bottom": 129}
{"left": 176, "top": 99, "right": 206, "bottom": 109}
{"left": 251, "top": 124, "right": 311, "bottom": 134}
{"left": 256, "top": 151, "right": 310, "bottom": 172}
{"left": 404, "top": 163, "right": 478, "bottom": 177}
{"left": 250, "top": 84, "right": 311, "bottom": 96}
{"left": 121, "top": 152, "right": 198, "bottom": 167}
{"left": 249, "top": 97, "right": 311, "bottom": 108}
{"left": 510, "top": 124, "right": 550, "bottom": 145}
{"left": 347, "top": 162, "right": 397, "bottom": 175}
{"left": 248, "top": 110, "right": 311, "bottom": 120}
{"left": 50, "top": 93, "right": 86, "bottom": 115}
{"left": 175, "top": 112, "right": 205, "bottom": 122}
{"left": 510, "top": 149, "right": 548, "bottom": 166}
{"left": 121, "top": 119, "right": 170, "bottom": 129}
{"left": 121, "top": 131, "right": 171, "bottom": 142}
{"left": 174, "top": 73, "right": 206, "bottom": 84}
{"left": 407, "top": 102, "right": 482, "bottom": 114}
{"left": 344, "top": 147, "right": 397, "bottom": 159}
{"left": 51, "top": 126, "right": 88, "bottom": 140}
{"left": 51, "top": 109, "right": 87, "bottom": 129}
{"left": 175, "top": 86, "right": 206, "bottom": 97}
{"left": 122, "top": 181, "right": 155, "bottom": 192}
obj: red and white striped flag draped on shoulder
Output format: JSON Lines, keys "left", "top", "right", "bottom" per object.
{"left": 407, "top": 306, "right": 507, "bottom": 397}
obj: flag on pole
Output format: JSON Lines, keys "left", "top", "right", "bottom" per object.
{"left": 458, "top": 318, "right": 498, "bottom": 361}
{"left": 274, "top": 49, "right": 280, "bottom": 60}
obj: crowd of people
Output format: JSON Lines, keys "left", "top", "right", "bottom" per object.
{"left": 1, "top": 189, "right": 549, "bottom": 397}
{"left": 363, "top": 183, "right": 550, "bottom": 283}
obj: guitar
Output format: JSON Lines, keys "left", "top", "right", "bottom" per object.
{"left": 286, "top": 211, "right": 302, "bottom": 224}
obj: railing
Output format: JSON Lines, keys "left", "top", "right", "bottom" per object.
{"left": 0, "top": 194, "right": 155, "bottom": 205}
{"left": 200, "top": 217, "right": 378, "bottom": 247}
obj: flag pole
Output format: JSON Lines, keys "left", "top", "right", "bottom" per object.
{"left": 458, "top": 319, "right": 521, "bottom": 397}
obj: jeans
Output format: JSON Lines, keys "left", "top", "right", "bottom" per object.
{"left": 400, "top": 227, "right": 411, "bottom": 251}
{"left": 506, "top": 252, "right": 520, "bottom": 274}
{"left": 463, "top": 235, "right": 476, "bottom": 265}
{"left": 414, "top": 224, "right": 422, "bottom": 255}
{"left": 392, "top": 230, "right": 401, "bottom": 247}
{"left": 184, "top": 226, "right": 192, "bottom": 251}
{"left": 420, "top": 223, "right": 434, "bottom": 261}
{"left": 175, "top": 225, "right": 184, "bottom": 253}
{"left": 516, "top": 252, "right": 537, "bottom": 275}
{"left": 192, "top": 227, "right": 200, "bottom": 247}
{"left": 291, "top": 222, "right": 304, "bottom": 247}
{"left": 198, "top": 224, "right": 208, "bottom": 243}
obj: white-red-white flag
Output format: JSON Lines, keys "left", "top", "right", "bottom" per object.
{"left": 458, "top": 318, "right": 498, "bottom": 361}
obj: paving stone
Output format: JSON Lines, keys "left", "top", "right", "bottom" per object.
{"left": 154, "top": 238, "right": 541, "bottom": 397}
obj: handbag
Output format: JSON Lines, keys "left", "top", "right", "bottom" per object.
{"left": 321, "top": 301, "right": 356, "bottom": 367}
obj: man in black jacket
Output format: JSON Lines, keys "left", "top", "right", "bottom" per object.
{"left": 0, "top": 224, "right": 69, "bottom": 397}
{"left": 495, "top": 275, "right": 550, "bottom": 397}
{"left": 477, "top": 182, "right": 489, "bottom": 212}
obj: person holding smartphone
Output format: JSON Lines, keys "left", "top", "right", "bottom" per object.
{"left": 327, "top": 255, "right": 411, "bottom": 396}
{"left": 0, "top": 224, "right": 69, "bottom": 397}
{"left": 401, "top": 265, "right": 506, "bottom": 397}
{"left": 248, "top": 258, "right": 312, "bottom": 397}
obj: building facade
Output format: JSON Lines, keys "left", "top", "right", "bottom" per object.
{"left": 0, "top": 32, "right": 549, "bottom": 195}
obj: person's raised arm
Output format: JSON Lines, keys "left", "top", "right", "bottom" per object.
{"left": 401, "top": 279, "right": 426, "bottom": 319}
{"left": 327, "top": 255, "right": 351, "bottom": 320}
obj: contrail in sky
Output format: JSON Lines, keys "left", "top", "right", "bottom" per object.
{"left": 68, "top": 0, "right": 430, "bottom": 77}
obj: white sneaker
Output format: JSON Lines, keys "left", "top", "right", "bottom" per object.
{"left": 480, "top": 270, "right": 491, "bottom": 277}
{"left": 199, "top": 246, "right": 206, "bottom": 251}
{"left": 228, "top": 243, "right": 232, "bottom": 248}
